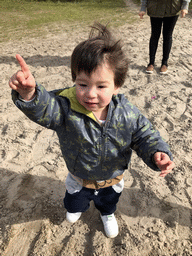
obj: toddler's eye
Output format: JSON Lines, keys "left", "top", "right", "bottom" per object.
{"left": 98, "top": 85, "right": 105, "bottom": 89}
{"left": 79, "top": 84, "right": 87, "bottom": 87}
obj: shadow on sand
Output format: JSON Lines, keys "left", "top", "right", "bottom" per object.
{"left": 0, "top": 55, "right": 71, "bottom": 68}
{"left": 0, "top": 167, "right": 191, "bottom": 229}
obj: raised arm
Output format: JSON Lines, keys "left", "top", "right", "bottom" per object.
{"left": 130, "top": 111, "right": 174, "bottom": 173}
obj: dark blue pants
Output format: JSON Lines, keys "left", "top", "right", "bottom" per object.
{"left": 149, "top": 15, "right": 179, "bottom": 66}
{"left": 64, "top": 186, "right": 122, "bottom": 216}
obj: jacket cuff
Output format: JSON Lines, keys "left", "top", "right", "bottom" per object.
{"left": 18, "top": 94, "right": 36, "bottom": 102}
{"left": 140, "top": 0, "right": 147, "bottom": 12}
{"left": 181, "top": 1, "right": 189, "bottom": 10}
{"left": 140, "top": 6, "right": 147, "bottom": 12}
{"left": 12, "top": 82, "right": 41, "bottom": 109}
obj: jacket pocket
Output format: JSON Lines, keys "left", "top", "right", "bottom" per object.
{"left": 65, "top": 173, "right": 83, "bottom": 194}
{"left": 112, "top": 178, "right": 124, "bottom": 193}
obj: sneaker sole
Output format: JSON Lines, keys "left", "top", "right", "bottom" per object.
{"left": 146, "top": 70, "right": 154, "bottom": 74}
{"left": 160, "top": 71, "right": 168, "bottom": 74}
{"left": 107, "top": 232, "right": 119, "bottom": 238}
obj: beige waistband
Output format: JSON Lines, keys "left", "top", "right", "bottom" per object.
{"left": 82, "top": 174, "right": 124, "bottom": 189}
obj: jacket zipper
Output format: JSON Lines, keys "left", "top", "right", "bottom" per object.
{"left": 99, "top": 104, "right": 112, "bottom": 169}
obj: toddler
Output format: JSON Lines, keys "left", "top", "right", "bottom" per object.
{"left": 9, "top": 23, "right": 175, "bottom": 238}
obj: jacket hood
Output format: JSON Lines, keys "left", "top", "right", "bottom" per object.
{"left": 58, "top": 87, "right": 97, "bottom": 122}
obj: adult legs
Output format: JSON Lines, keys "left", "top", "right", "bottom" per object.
{"left": 162, "top": 15, "right": 179, "bottom": 66}
{"left": 149, "top": 17, "right": 163, "bottom": 65}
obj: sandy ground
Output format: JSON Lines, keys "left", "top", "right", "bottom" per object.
{"left": 0, "top": 3, "right": 192, "bottom": 256}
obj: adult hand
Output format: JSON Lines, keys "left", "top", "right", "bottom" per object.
{"left": 139, "top": 11, "right": 145, "bottom": 19}
{"left": 9, "top": 54, "right": 36, "bottom": 101}
{"left": 181, "top": 9, "right": 188, "bottom": 18}
{"left": 154, "top": 152, "right": 175, "bottom": 178}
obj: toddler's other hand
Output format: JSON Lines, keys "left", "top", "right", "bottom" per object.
{"left": 9, "top": 54, "right": 36, "bottom": 101}
{"left": 154, "top": 152, "right": 175, "bottom": 178}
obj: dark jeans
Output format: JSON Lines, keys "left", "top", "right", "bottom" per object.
{"left": 64, "top": 186, "right": 122, "bottom": 216}
{"left": 149, "top": 15, "right": 179, "bottom": 66}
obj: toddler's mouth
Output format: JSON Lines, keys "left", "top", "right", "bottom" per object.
{"left": 85, "top": 102, "right": 98, "bottom": 105}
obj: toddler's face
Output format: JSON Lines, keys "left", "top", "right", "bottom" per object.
{"left": 75, "top": 62, "right": 119, "bottom": 120}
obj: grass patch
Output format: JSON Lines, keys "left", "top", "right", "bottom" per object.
{"left": 0, "top": 0, "right": 137, "bottom": 43}
{"left": 132, "top": 0, "right": 140, "bottom": 4}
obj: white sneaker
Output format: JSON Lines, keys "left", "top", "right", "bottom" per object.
{"left": 100, "top": 214, "right": 119, "bottom": 238}
{"left": 66, "top": 212, "right": 82, "bottom": 223}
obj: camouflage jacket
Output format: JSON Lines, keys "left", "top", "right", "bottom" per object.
{"left": 12, "top": 84, "right": 173, "bottom": 181}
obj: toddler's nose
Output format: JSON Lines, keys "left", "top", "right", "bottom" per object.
{"left": 86, "top": 87, "right": 97, "bottom": 98}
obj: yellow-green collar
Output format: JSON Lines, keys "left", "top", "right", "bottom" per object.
{"left": 58, "top": 87, "right": 97, "bottom": 122}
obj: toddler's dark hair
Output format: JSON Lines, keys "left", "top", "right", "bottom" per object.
{"left": 71, "top": 23, "right": 128, "bottom": 88}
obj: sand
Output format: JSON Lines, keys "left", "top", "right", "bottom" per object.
{"left": 0, "top": 3, "right": 192, "bottom": 255}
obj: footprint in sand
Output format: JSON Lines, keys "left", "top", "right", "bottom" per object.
{"left": 32, "top": 129, "right": 57, "bottom": 163}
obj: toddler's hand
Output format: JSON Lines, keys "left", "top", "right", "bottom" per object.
{"left": 154, "top": 152, "right": 175, "bottom": 178}
{"left": 9, "top": 54, "right": 36, "bottom": 101}
{"left": 139, "top": 11, "right": 145, "bottom": 19}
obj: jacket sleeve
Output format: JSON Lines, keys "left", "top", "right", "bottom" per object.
{"left": 12, "top": 83, "right": 68, "bottom": 130}
{"left": 130, "top": 111, "right": 173, "bottom": 171}
{"left": 140, "top": 0, "right": 147, "bottom": 12}
{"left": 182, "top": 0, "right": 191, "bottom": 10}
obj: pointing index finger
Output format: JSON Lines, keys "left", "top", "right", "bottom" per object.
{"left": 16, "top": 54, "right": 29, "bottom": 74}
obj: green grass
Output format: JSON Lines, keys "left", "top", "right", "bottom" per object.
{"left": 132, "top": 0, "right": 140, "bottom": 4}
{"left": 0, "top": 0, "right": 137, "bottom": 43}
